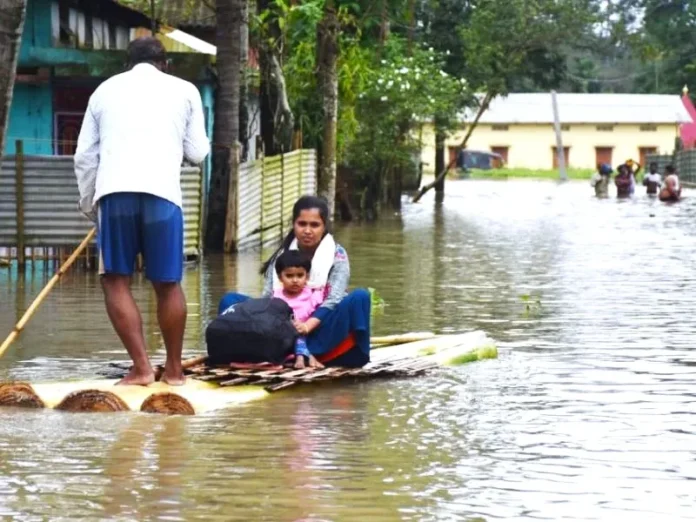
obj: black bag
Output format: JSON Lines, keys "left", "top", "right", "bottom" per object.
{"left": 205, "top": 297, "right": 297, "bottom": 364}
{"left": 205, "top": 297, "right": 297, "bottom": 365}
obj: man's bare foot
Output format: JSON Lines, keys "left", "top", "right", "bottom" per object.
{"left": 160, "top": 371, "right": 186, "bottom": 386}
{"left": 294, "top": 356, "right": 306, "bottom": 369}
{"left": 117, "top": 368, "right": 155, "bottom": 386}
{"left": 308, "top": 355, "right": 324, "bottom": 369}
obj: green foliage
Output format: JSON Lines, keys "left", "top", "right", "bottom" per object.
{"left": 458, "top": 0, "right": 595, "bottom": 95}
{"left": 368, "top": 287, "right": 386, "bottom": 316}
{"left": 345, "top": 40, "right": 469, "bottom": 177}
{"left": 519, "top": 293, "right": 543, "bottom": 318}
{"left": 466, "top": 168, "right": 594, "bottom": 180}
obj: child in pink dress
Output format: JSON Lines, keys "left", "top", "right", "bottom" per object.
{"left": 273, "top": 250, "right": 325, "bottom": 367}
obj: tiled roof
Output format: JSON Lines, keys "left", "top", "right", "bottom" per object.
{"left": 461, "top": 93, "right": 693, "bottom": 124}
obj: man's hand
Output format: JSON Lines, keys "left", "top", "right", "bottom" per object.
{"left": 77, "top": 201, "right": 97, "bottom": 224}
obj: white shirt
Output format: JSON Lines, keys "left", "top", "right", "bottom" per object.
{"left": 74, "top": 63, "right": 210, "bottom": 213}
{"left": 645, "top": 173, "right": 661, "bottom": 184}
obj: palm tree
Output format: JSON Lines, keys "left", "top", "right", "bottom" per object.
{"left": 0, "top": 0, "right": 27, "bottom": 158}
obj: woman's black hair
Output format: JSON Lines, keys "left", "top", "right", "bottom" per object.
{"left": 260, "top": 195, "right": 331, "bottom": 275}
{"left": 275, "top": 250, "right": 312, "bottom": 277}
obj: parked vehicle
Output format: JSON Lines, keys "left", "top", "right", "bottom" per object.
{"left": 456, "top": 149, "right": 504, "bottom": 174}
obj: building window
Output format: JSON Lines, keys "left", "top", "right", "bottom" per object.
{"left": 84, "top": 14, "right": 93, "bottom": 48}
{"left": 552, "top": 147, "right": 570, "bottom": 169}
{"left": 640, "top": 124, "right": 657, "bottom": 132}
{"left": 595, "top": 147, "right": 613, "bottom": 167}
{"left": 492, "top": 124, "right": 509, "bottom": 131}
{"left": 596, "top": 125, "right": 614, "bottom": 132}
{"left": 490, "top": 146, "right": 508, "bottom": 167}
{"left": 58, "top": 2, "right": 73, "bottom": 46}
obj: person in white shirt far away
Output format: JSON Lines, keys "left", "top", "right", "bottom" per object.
{"left": 74, "top": 37, "right": 210, "bottom": 386}
{"left": 643, "top": 162, "right": 661, "bottom": 196}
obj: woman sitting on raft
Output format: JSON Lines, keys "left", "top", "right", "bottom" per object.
{"left": 218, "top": 195, "right": 371, "bottom": 369}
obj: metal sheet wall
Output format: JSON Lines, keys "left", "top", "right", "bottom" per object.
{"left": 646, "top": 151, "right": 696, "bottom": 184}
{"left": 0, "top": 155, "right": 203, "bottom": 256}
{"left": 236, "top": 149, "right": 317, "bottom": 252}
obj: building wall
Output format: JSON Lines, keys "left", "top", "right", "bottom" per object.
{"left": 18, "top": 0, "right": 53, "bottom": 61}
{"left": 4, "top": 83, "right": 54, "bottom": 155}
{"left": 420, "top": 122, "right": 681, "bottom": 171}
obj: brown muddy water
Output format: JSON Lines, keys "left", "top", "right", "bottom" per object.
{"left": 1, "top": 179, "right": 696, "bottom": 521}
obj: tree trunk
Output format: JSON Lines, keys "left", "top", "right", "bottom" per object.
{"left": 316, "top": 0, "right": 339, "bottom": 216}
{"left": 239, "top": 0, "right": 249, "bottom": 162}
{"left": 206, "top": 0, "right": 242, "bottom": 252}
{"left": 0, "top": 0, "right": 27, "bottom": 158}
{"left": 434, "top": 131, "right": 445, "bottom": 202}
{"left": 258, "top": 0, "right": 293, "bottom": 156}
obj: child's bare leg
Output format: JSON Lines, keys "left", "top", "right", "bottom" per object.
{"left": 308, "top": 355, "right": 324, "bottom": 369}
{"left": 294, "top": 356, "right": 306, "bottom": 369}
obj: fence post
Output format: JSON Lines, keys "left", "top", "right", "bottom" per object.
{"left": 260, "top": 152, "right": 266, "bottom": 246}
{"left": 15, "top": 140, "right": 25, "bottom": 268}
{"left": 295, "top": 148, "right": 304, "bottom": 201}
{"left": 280, "top": 150, "right": 285, "bottom": 242}
{"left": 224, "top": 142, "right": 241, "bottom": 253}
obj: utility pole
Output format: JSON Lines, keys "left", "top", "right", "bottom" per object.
{"left": 551, "top": 90, "right": 567, "bottom": 182}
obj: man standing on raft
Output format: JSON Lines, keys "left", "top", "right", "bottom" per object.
{"left": 74, "top": 38, "right": 210, "bottom": 385}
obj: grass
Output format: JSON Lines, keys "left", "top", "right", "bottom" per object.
{"left": 461, "top": 167, "right": 594, "bottom": 180}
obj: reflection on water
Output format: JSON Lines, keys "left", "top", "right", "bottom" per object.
{"left": 2, "top": 180, "right": 696, "bottom": 520}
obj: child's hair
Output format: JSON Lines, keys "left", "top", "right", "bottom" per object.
{"left": 275, "top": 250, "right": 312, "bottom": 277}
{"left": 665, "top": 164, "right": 676, "bottom": 175}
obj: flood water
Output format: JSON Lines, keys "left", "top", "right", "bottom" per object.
{"left": 2, "top": 179, "right": 696, "bottom": 521}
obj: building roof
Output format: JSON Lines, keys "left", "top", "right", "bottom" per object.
{"left": 116, "top": 0, "right": 215, "bottom": 29}
{"left": 462, "top": 93, "right": 693, "bottom": 125}
{"left": 680, "top": 88, "right": 696, "bottom": 148}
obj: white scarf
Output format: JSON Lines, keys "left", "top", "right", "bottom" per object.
{"left": 272, "top": 233, "right": 336, "bottom": 292}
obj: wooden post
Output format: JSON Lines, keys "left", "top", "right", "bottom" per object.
{"left": 279, "top": 151, "right": 285, "bottom": 242}
{"left": 260, "top": 152, "right": 266, "bottom": 246}
{"left": 551, "top": 90, "right": 568, "bottom": 182}
{"left": 298, "top": 148, "right": 303, "bottom": 201}
{"left": 15, "top": 140, "right": 25, "bottom": 268}
{"left": 223, "top": 142, "right": 240, "bottom": 253}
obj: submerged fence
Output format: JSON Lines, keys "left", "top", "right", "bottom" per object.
{"left": 0, "top": 142, "right": 204, "bottom": 266}
{"left": 237, "top": 149, "right": 317, "bottom": 251}
{"left": 646, "top": 150, "right": 696, "bottom": 184}
{"left": 0, "top": 144, "right": 318, "bottom": 266}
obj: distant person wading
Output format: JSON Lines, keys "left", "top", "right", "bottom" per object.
{"left": 74, "top": 37, "right": 210, "bottom": 386}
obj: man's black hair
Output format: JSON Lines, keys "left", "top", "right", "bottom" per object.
{"left": 665, "top": 164, "right": 676, "bottom": 174}
{"left": 127, "top": 37, "right": 167, "bottom": 68}
{"left": 275, "top": 250, "right": 312, "bottom": 277}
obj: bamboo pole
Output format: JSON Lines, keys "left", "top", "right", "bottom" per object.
{"left": 370, "top": 332, "right": 437, "bottom": 346}
{"left": 0, "top": 227, "right": 96, "bottom": 358}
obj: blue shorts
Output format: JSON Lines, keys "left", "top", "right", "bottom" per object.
{"left": 97, "top": 192, "right": 183, "bottom": 283}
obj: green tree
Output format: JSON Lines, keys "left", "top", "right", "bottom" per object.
{"left": 414, "top": 0, "right": 596, "bottom": 201}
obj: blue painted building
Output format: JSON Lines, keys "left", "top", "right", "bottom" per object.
{"left": 6, "top": 0, "right": 216, "bottom": 158}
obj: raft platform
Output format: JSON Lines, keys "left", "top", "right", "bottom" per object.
{"left": 0, "top": 331, "right": 497, "bottom": 416}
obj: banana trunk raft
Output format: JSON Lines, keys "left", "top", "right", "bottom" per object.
{"left": 0, "top": 331, "right": 497, "bottom": 416}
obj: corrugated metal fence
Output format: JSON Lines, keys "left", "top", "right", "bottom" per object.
{"left": 646, "top": 151, "right": 696, "bottom": 184}
{"left": 237, "top": 149, "right": 317, "bottom": 251}
{"left": 0, "top": 154, "right": 204, "bottom": 260}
